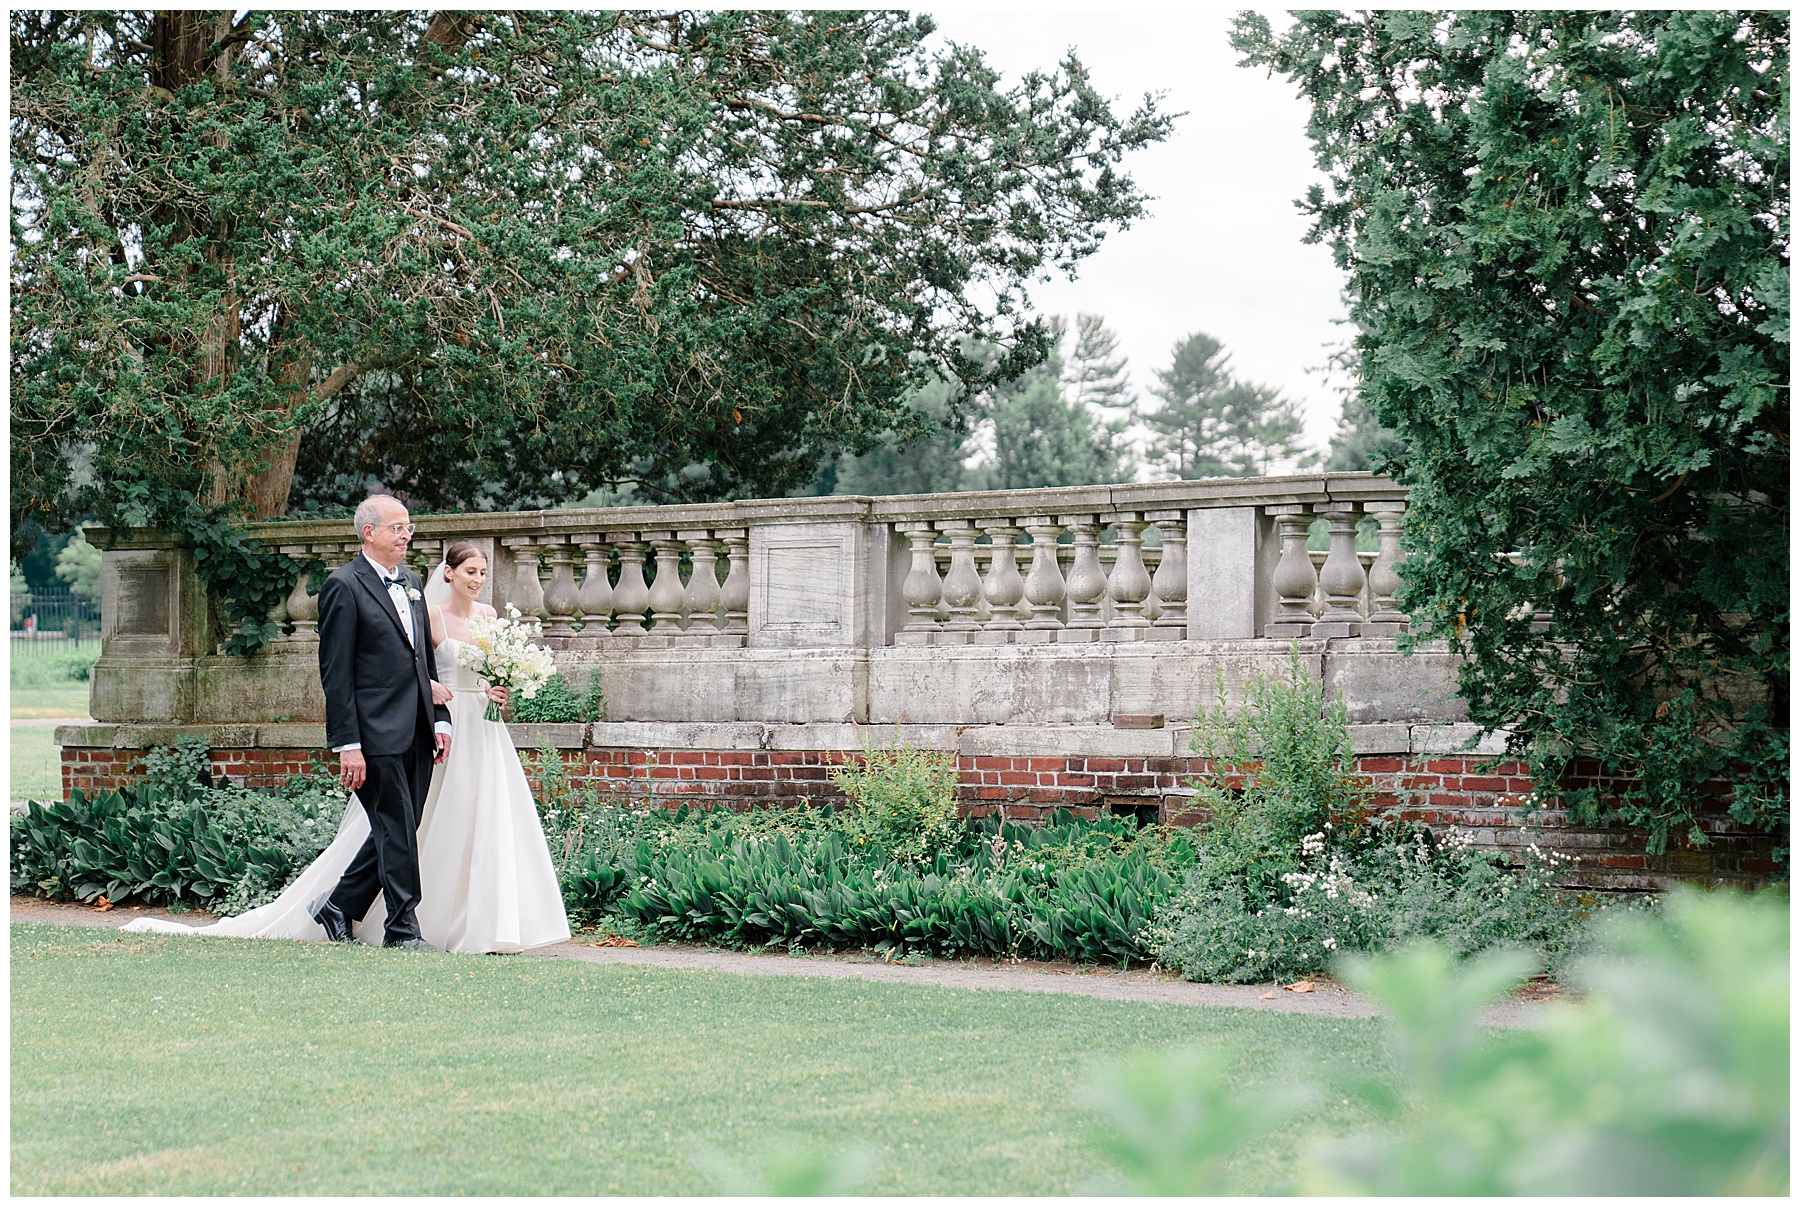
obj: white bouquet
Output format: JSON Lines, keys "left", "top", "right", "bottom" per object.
{"left": 455, "top": 604, "right": 558, "bottom": 722}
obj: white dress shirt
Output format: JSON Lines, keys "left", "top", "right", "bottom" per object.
{"left": 333, "top": 554, "right": 452, "bottom": 753}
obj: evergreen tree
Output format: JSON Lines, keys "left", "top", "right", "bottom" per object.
{"left": 832, "top": 377, "right": 974, "bottom": 497}
{"left": 976, "top": 344, "right": 1130, "bottom": 490}
{"left": 1325, "top": 391, "right": 1405, "bottom": 472}
{"left": 1317, "top": 340, "right": 1405, "bottom": 471}
{"left": 1144, "top": 332, "right": 1314, "bottom": 477}
{"left": 1236, "top": 10, "right": 1788, "bottom": 850}
{"left": 1064, "top": 313, "right": 1137, "bottom": 423}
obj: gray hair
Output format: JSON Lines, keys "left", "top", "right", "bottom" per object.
{"left": 353, "top": 494, "right": 401, "bottom": 539}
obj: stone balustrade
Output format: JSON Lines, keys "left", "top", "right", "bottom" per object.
{"left": 82, "top": 473, "right": 1448, "bottom": 730}
{"left": 231, "top": 473, "right": 1410, "bottom": 650}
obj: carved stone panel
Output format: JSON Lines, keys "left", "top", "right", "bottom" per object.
{"left": 115, "top": 564, "right": 173, "bottom": 637}
{"left": 757, "top": 540, "right": 845, "bottom": 638}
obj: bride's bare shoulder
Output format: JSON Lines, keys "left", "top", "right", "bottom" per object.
{"left": 475, "top": 602, "right": 497, "bottom": 619}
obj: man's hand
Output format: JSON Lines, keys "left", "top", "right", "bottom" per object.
{"left": 430, "top": 679, "right": 454, "bottom": 706}
{"left": 339, "top": 749, "right": 367, "bottom": 792}
{"left": 434, "top": 733, "right": 452, "bottom": 765}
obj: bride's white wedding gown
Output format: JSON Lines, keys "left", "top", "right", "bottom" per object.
{"left": 122, "top": 637, "right": 571, "bottom": 953}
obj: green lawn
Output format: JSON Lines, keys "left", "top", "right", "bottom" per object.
{"left": 11, "top": 677, "right": 93, "bottom": 802}
{"left": 9, "top": 682, "right": 93, "bottom": 720}
{"left": 11, "top": 924, "right": 1396, "bottom": 1195}
{"left": 11, "top": 725, "right": 64, "bottom": 803}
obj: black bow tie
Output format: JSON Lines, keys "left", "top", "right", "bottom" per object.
{"left": 381, "top": 572, "right": 403, "bottom": 586}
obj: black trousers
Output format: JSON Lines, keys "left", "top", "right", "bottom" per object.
{"left": 327, "top": 736, "right": 433, "bottom": 944}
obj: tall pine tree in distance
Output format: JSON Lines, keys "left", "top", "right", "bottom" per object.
{"left": 1145, "top": 332, "right": 1316, "bottom": 478}
{"left": 975, "top": 350, "right": 1131, "bottom": 490}
{"left": 1316, "top": 341, "right": 1406, "bottom": 471}
{"left": 1064, "top": 314, "right": 1137, "bottom": 425}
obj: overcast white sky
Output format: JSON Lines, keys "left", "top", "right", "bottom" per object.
{"left": 924, "top": 9, "right": 1351, "bottom": 454}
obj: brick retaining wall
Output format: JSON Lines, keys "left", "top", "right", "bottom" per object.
{"left": 58, "top": 739, "right": 1777, "bottom": 893}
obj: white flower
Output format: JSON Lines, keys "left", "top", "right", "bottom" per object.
{"left": 1323, "top": 937, "right": 1337, "bottom": 950}
{"left": 405, "top": 586, "right": 422, "bottom": 601}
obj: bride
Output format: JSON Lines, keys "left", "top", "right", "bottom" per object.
{"left": 124, "top": 542, "right": 571, "bottom": 954}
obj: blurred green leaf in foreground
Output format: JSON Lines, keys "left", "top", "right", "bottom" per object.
{"left": 691, "top": 1135, "right": 878, "bottom": 1196}
{"left": 1089, "top": 889, "right": 1788, "bottom": 1196}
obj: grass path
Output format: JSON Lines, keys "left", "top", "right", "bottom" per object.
{"left": 12, "top": 923, "right": 1397, "bottom": 1195}
{"left": 10, "top": 723, "right": 67, "bottom": 802}
{"left": 11, "top": 681, "right": 93, "bottom": 802}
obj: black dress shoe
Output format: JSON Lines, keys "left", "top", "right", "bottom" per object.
{"left": 385, "top": 936, "right": 432, "bottom": 951}
{"left": 312, "top": 901, "right": 353, "bottom": 944}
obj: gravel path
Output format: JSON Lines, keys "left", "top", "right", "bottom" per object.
{"left": 10, "top": 895, "right": 1560, "bottom": 1026}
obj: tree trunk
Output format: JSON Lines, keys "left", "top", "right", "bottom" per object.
{"left": 188, "top": 11, "right": 467, "bottom": 518}
{"left": 233, "top": 344, "right": 314, "bottom": 519}
{"left": 150, "top": 10, "right": 232, "bottom": 92}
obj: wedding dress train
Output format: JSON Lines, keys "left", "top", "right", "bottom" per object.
{"left": 122, "top": 636, "right": 570, "bottom": 953}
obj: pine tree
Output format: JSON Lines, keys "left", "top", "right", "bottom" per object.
{"left": 832, "top": 377, "right": 974, "bottom": 497}
{"left": 1325, "top": 391, "right": 1406, "bottom": 472}
{"left": 977, "top": 348, "right": 1131, "bottom": 490}
{"left": 1317, "top": 342, "right": 1405, "bottom": 471}
{"left": 1144, "top": 332, "right": 1315, "bottom": 478}
{"left": 1064, "top": 314, "right": 1137, "bottom": 423}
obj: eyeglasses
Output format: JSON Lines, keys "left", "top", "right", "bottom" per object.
{"left": 372, "top": 522, "right": 416, "bottom": 536}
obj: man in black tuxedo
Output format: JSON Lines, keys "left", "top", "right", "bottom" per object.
{"left": 312, "top": 494, "right": 452, "bottom": 948}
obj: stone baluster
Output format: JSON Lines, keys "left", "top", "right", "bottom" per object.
{"left": 933, "top": 548, "right": 954, "bottom": 623}
{"left": 1263, "top": 506, "right": 1317, "bottom": 639}
{"left": 1059, "top": 515, "right": 1106, "bottom": 641}
{"left": 1311, "top": 503, "right": 1367, "bottom": 638}
{"left": 280, "top": 545, "right": 318, "bottom": 642}
{"left": 502, "top": 538, "right": 547, "bottom": 621}
{"left": 1017, "top": 517, "right": 1065, "bottom": 642}
{"left": 1103, "top": 512, "right": 1153, "bottom": 640}
{"left": 643, "top": 531, "right": 687, "bottom": 643}
{"left": 975, "top": 523, "right": 1025, "bottom": 642}
{"left": 1143, "top": 547, "right": 1162, "bottom": 623}
{"left": 575, "top": 537, "right": 613, "bottom": 640}
{"left": 935, "top": 520, "right": 983, "bottom": 642}
{"left": 717, "top": 529, "right": 750, "bottom": 644}
{"left": 541, "top": 537, "right": 579, "bottom": 639}
{"left": 677, "top": 530, "right": 723, "bottom": 645}
{"left": 409, "top": 537, "right": 443, "bottom": 582}
{"left": 607, "top": 533, "right": 651, "bottom": 637}
{"left": 1362, "top": 501, "right": 1408, "bottom": 635}
{"left": 1309, "top": 549, "right": 1329, "bottom": 618}
{"left": 895, "top": 522, "right": 944, "bottom": 644}
{"left": 1147, "top": 511, "right": 1188, "bottom": 640}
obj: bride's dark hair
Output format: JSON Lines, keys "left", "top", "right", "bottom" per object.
{"left": 443, "top": 541, "right": 485, "bottom": 579}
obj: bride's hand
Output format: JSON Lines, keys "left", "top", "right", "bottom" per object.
{"left": 430, "top": 679, "right": 454, "bottom": 706}
{"left": 485, "top": 685, "right": 510, "bottom": 706}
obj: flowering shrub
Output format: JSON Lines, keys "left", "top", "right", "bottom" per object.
{"left": 1187, "top": 649, "right": 1375, "bottom": 904}
{"left": 828, "top": 730, "right": 963, "bottom": 867}
{"left": 1151, "top": 648, "right": 1585, "bottom": 984}
{"left": 1149, "top": 820, "right": 1583, "bottom": 983}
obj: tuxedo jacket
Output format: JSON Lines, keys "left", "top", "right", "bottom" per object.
{"left": 317, "top": 557, "right": 452, "bottom": 756}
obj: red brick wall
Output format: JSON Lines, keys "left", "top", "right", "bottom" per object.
{"left": 61, "top": 747, "right": 323, "bottom": 797}
{"left": 59, "top": 743, "right": 1778, "bottom": 890}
